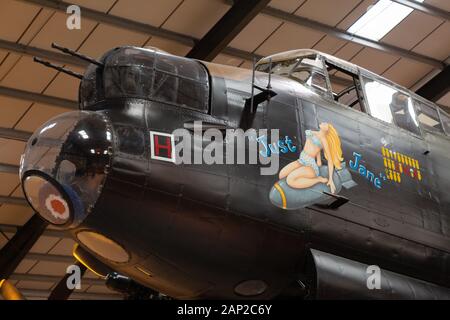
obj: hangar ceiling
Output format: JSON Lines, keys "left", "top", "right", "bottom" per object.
{"left": 0, "top": 0, "right": 449, "bottom": 299}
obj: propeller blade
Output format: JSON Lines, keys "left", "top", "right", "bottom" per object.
{"left": 0, "top": 214, "right": 48, "bottom": 279}
{"left": 0, "top": 279, "right": 25, "bottom": 300}
{"left": 48, "top": 261, "right": 87, "bottom": 300}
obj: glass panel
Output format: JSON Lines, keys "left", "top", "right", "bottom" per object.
{"left": 23, "top": 175, "right": 71, "bottom": 225}
{"left": 338, "top": 88, "right": 364, "bottom": 112}
{"left": 310, "top": 72, "right": 328, "bottom": 91}
{"left": 363, "top": 77, "right": 395, "bottom": 124}
{"left": 21, "top": 111, "right": 112, "bottom": 224}
{"left": 256, "top": 59, "right": 298, "bottom": 76}
{"left": 80, "top": 64, "right": 100, "bottom": 108}
{"left": 326, "top": 67, "right": 365, "bottom": 113}
{"left": 256, "top": 55, "right": 329, "bottom": 94}
{"left": 153, "top": 71, "right": 208, "bottom": 111}
{"left": 255, "top": 62, "right": 269, "bottom": 73}
{"left": 116, "top": 126, "right": 145, "bottom": 156}
{"left": 290, "top": 56, "right": 328, "bottom": 93}
{"left": 176, "top": 78, "right": 208, "bottom": 110}
{"left": 414, "top": 100, "right": 444, "bottom": 134}
{"left": 156, "top": 53, "right": 208, "bottom": 82}
{"left": 107, "top": 47, "right": 155, "bottom": 68}
{"left": 101, "top": 47, "right": 209, "bottom": 113}
{"left": 363, "top": 78, "right": 421, "bottom": 135}
{"left": 439, "top": 109, "right": 450, "bottom": 135}
{"left": 299, "top": 56, "right": 324, "bottom": 69}
{"left": 389, "top": 92, "right": 420, "bottom": 135}
{"left": 289, "top": 69, "right": 328, "bottom": 92}
{"left": 153, "top": 71, "right": 178, "bottom": 104}
{"left": 104, "top": 66, "right": 153, "bottom": 98}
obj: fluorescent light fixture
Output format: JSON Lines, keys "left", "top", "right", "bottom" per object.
{"left": 348, "top": 0, "right": 425, "bottom": 41}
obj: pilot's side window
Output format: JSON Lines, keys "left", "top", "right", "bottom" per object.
{"left": 439, "top": 109, "right": 450, "bottom": 135}
{"left": 389, "top": 92, "right": 420, "bottom": 135}
{"left": 362, "top": 77, "right": 420, "bottom": 135}
{"left": 290, "top": 67, "right": 328, "bottom": 92}
{"left": 414, "top": 100, "right": 444, "bottom": 134}
{"left": 288, "top": 56, "right": 329, "bottom": 94}
{"left": 325, "top": 61, "right": 365, "bottom": 113}
{"left": 256, "top": 56, "right": 329, "bottom": 95}
{"left": 257, "top": 59, "right": 298, "bottom": 76}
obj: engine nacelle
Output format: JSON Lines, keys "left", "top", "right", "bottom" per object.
{"left": 308, "top": 249, "right": 450, "bottom": 300}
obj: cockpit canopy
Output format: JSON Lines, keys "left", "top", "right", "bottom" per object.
{"left": 256, "top": 52, "right": 328, "bottom": 94}
{"left": 256, "top": 49, "right": 450, "bottom": 138}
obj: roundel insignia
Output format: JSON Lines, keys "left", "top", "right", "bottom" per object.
{"left": 45, "top": 194, "right": 70, "bottom": 220}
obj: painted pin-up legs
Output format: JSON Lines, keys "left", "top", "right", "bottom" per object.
{"left": 279, "top": 161, "right": 327, "bottom": 189}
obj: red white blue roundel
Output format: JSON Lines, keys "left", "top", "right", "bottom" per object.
{"left": 45, "top": 194, "right": 69, "bottom": 221}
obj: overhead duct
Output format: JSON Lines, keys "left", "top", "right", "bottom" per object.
{"left": 308, "top": 249, "right": 450, "bottom": 300}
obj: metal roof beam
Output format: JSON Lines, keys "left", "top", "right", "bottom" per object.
{"left": 22, "top": 0, "right": 196, "bottom": 45}
{"left": 0, "top": 195, "right": 27, "bottom": 206}
{"left": 391, "top": 0, "right": 450, "bottom": 21}
{"left": 26, "top": 252, "right": 74, "bottom": 263}
{"left": 416, "top": 65, "right": 450, "bottom": 102}
{"left": 0, "top": 163, "right": 20, "bottom": 174}
{"left": 187, "top": 0, "right": 270, "bottom": 61}
{"left": 19, "top": 0, "right": 445, "bottom": 69}
{"left": 20, "top": 0, "right": 256, "bottom": 61}
{"left": 260, "top": 5, "right": 446, "bottom": 69}
{"left": 0, "top": 224, "right": 69, "bottom": 238}
{"left": 20, "top": 288, "right": 122, "bottom": 299}
{"left": 0, "top": 86, "right": 78, "bottom": 109}
{"left": 0, "top": 127, "right": 31, "bottom": 142}
{"left": 0, "top": 38, "right": 87, "bottom": 67}
{"left": 0, "top": 214, "right": 48, "bottom": 279}
{"left": 10, "top": 273, "right": 105, "bottom": 286}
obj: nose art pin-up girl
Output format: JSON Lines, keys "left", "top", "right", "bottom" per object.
{"left": 278, "top": 123, "right": 343, "bottom": 194}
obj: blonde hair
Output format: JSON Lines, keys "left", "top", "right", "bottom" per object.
{"left": 324, "top": 124, "right": 343, "bottom": 170}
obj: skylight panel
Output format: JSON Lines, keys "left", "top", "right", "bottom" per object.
{"left": 348, "top": 0, "right": 425, "bottom": 41}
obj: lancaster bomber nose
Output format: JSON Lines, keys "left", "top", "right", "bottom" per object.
{"left": 20, "top": 111, "right": 113, "bottom": 228}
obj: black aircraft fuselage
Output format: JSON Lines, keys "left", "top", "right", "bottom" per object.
{"left": 20, "top": 46, "right": 450, "bottom": 299}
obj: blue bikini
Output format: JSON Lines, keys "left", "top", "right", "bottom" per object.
{"left": 306, "top": 130, "right": 322, "bottom": 148}
{"left": 298, "top": 130, "right": 322, "bottom": 176}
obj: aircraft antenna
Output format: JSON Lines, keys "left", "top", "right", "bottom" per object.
{"left": 267, "top": 57, "right": 272, "bottom": 90}
{"left": 33, "top": 57, "right": 83, "bottom": 80}
{"left": 51, "top": 43, "right": 104, "bottom": 67}
{"left": 250, "top": 56, "right": 256, "bottom": 112}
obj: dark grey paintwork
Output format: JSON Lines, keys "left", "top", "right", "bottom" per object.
{"left": 269, "top": 164, "right": 356, "bottom": 210}
{"left": 20, "top": 46, "right": 450, "bottom": 299}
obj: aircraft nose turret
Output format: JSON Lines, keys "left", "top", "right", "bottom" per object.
{"left": 19, "top": 111, "right": 113, "bottom": 228}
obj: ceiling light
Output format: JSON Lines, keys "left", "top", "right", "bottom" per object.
{"left": 348, "top": 0, "right": 424, "bottom": 41}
